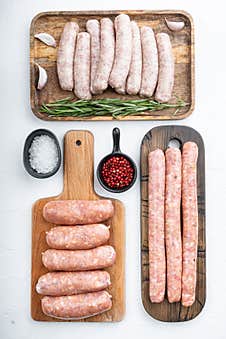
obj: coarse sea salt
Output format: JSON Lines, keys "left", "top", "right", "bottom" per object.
{"left": 29, "top": 135, "right": 59, "bottom": 174}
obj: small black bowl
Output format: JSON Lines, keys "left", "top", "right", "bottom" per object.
{"left": 97, "top": 128, "right": 137, "bottom": 193}
{"left": 23, "top": 129, "right": 61, "bottom": 178}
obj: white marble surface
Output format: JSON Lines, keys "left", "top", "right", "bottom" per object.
{"left": 1, "top": 0, "right": 226, "bottom": 338}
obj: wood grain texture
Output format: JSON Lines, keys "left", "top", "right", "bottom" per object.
{"left": 140, "top": 126, "right": 205, "bottom": 322}
{"left": 31, "top": 131, "right": 125, "bottom": 322}
{"left": 30, "top": 10, "right": 194, "bottom": 121}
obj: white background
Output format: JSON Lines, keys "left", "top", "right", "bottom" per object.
{"left": 1, "top": 0, "right": 226, "bottom": 338}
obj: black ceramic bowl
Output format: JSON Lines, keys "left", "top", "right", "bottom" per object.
{"left": 23, "top": 129, "right": 61, "bottom": 179}
{"left": 97, "top": 128, "right": 137, "bottom": 193}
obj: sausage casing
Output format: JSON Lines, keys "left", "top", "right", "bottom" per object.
{"left": 36, "top": 271, "right": 111, "bottom": 296}
{"left": 41, "top": 291, "right": 112, "bottom": 319}
{"left": 43, "top": 200, "right": 114, "bottom": 225}
{"left": 165, "top": 148, "right": 182, "bottom": 303}
{"left": 46, "top": 224, "right": 110, "bottom": 250}
{"left": 57, "top": 22, "right": 79, "bottom": 91}
{"left": 148, "top": 149, "right": 166, "bottom": 303}
{"left": 42, "top": 245, "right": 116, "bottom": 271}
{"left": 182, "top": 142, "right": 198, "bottom": 307}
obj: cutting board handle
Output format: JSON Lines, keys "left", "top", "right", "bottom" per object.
{"left": 61, "top": 130, "right": 98, "bottom": 199}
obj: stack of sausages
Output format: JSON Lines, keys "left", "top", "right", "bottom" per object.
{"left": 57, "top": 14, "right": 174, "bottom": 102}
{"left": 36, "top": 199, "right": 116, "bottom": 320}
{"left": 148, "top": 142, "right": 198, "bottom": 306}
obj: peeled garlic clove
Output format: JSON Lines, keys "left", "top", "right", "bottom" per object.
{"left": 35, "top": 63, "right": 48, "bottom": 90}
{"left": 165, "top": 18, "right": 185, "bottom": 32}
{"left": 34, "top": 33, "right": 56, "bottom": 47}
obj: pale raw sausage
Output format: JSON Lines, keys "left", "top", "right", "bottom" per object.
{"left": 36, "top": 271, "right": 111, "bottom": 296}
{"left": 181, "top": 142, "right": 198, "bottom": 307}
{"left": 86, "top": 20, "right": 100, "bottom": 94}
{"left": 92, "top": 18, "right": 115, "bottom": 93}
{"left": 57, "top": 22, "right": 79, "bottom": 91}
{"left": 126, "top": 21, "right": 142, "bottom": 95}
{"left": 74, "top": 32, "right": 92, "bottom": 99}
{"left": 41, "top": 291, "right": 112, "bottom": 319}
{"left": 109, "top": 14, "right": 132, "bottom": 90}
{"left": 140, "top": 26, "right": 158, "bottom": 98}
{"left": 43, "top": 200, "right": 114, "bottom": 225}
{"left": 42, "top": 245, "right": 116, "bottom": 271}
{"left": 148, "top": 149, "right": 166, "bottom": 303}
{"left": 155, "top": 33, "right": 174, "bottom": 103}
{"left": 165, "top": 147, "right": 182, "bottom": 303}
{"left": 46, "top": 224, "right": 110, "bottom": 250}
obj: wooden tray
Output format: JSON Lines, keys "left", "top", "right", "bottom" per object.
{"left": 31, "top": 130, "right": 125, "bottom": 322}
{"left": 140, "top": 126, "right": 206, "bottom": 322}
{"left": 30, "top": 10, "right": 194, "bottom": 121}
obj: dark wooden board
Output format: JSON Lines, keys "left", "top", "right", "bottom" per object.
{"left": 31, "top": 131, "right": 125, "bottom": 322}
{"left": 30, "top": 10, "right": 194, "bottom": 121}
{"left": 140, "top": 125, "right": 206, "bottom": 322}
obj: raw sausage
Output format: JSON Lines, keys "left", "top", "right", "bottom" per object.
{"left": 36, "top": 271, "right": 111, "bottom": 296}
{"left": 92, "top": 18, "right": 115, "bottom": 93}
{"left": 86, "top": 20, "right": 100, "bottom": 94}
{"left": 148, "top": 149, "right": 166, "bottom": 303}
{"left": 74, "top": 32, "right": 92, "bottom": 99}
{"left": 43, "top": 200, "right": 114, "bottom": 225}
{"left": 46, "top": 224, "right": 110, "bottom": 250}
{"left": 155, "top": 33, "right": 174, "bottom": 103}
{"left": 42, "top": 245, "right": 116, "bottom": 271}
{"left": 181, "top": 142, "right": 198, "bottom": 307}
{"left": 41, "top": 291, "right": 112, "bottom": 319}
{"left": 165, "top": 148, "right": 182, "bottom": 303}
{"left": 57, "top": 22, "right": 79, "bottom": 91}
{"left": 139, "top": 26, "right": 158, "bottom": 98}
{"left": 126, "top": 21, "right": 142, "bottom": 95}
{"left": 109, "top": 14, "right": 132, "bottom": 90}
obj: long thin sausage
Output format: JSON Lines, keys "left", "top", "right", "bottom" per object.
{"left": 148, "top": 149, "right": 166, "bottom": 303}
{"left": 126, "top": 21, "right": 142, "bottom": 95}
{"left": 74, "top": 32, "right": 92, "bottom": 99}
{"left": 43, "top": 200, "right": 114, "bottom": 225}
{"left": 36, "top": 271, "right": 111, "bottom": 296}
{"left": 182, "top": 142, "right": 198, "bottom": 307}
{"left": 42, "top": 245, "right": 116, "bottom": 271}
{"left": 139, "top": 26, "right": 158, "bottom": 98}
{"left": 109, "top": 14, "right": 132, "bottom": 90}
{"left": 165, "top": 148, "right": 182, "bottom": 303}
{"left": 92, "top": 18, "right": 115, "bottom": 93}
{"left": 41, "top": 291, "right": 112, "bottom": 320}
{"left": 57, "top": 22, "right": 79, "bottom": 91}
{"left": 155, "top": 33, "right": 174, "bottom": 103}
{"left": 86, "top": 20, "right": 100, "bottom": 94}
{"left": 46, "top": 224, "right": 110, "bottom": 250}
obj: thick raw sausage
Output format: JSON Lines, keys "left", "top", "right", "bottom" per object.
{"left": 92, "top": 18, "right": 115, "bottom": 93}
{"left": 86, "top": 20, "right": 100, "bottom": 94}
{"left": 36, "top": 271, "right": 111, "bottom": 296}
{"left": 74, "top": 32, "right": 92, "bottom": 99}
{"left": 181, "top": 142, "right": 198, "bottom": 307}
{"left": 46, "top": 224, "right": 110, "bottom": 250}
{"left": 42, "top": 245, "right": 116, "bottom": 271}
{"left": 126, "top": 21, "right": 142, "bottom": 95}
{"left": 57, "top": 22, "right": 79, "bottom": 91}
{"left": 109, "top": 14, "right": 132, "bottom": 90}
{"left": 139, "top": 26, "right": 158, "bottom": 98}
{"left": 43, "top": 200, "right": 114, "bottom": 225}
{"left": 148, "top": 149, "right": 166, "bottom": 303}
{"left": 41, "top": 291, "right": 112, "bottom": 319}
{"left": 155, "top": 33, "right": 174, "bottom": 103}
{"left": 165, "top": 148, "right": 182, "bottom": 303}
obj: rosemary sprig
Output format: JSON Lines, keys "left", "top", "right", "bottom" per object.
{"left": 40, "top": 97, "right": 188, "bottom": 119}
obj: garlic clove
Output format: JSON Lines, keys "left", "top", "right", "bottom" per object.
{"left": 165, "top": 18, "right": 185, "bottom": 32}
{"left": 34, "top": 33, "right": 56, "bottom": 47}
{"left": 35, "top": 63, "right": 48, "bottom": 90}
